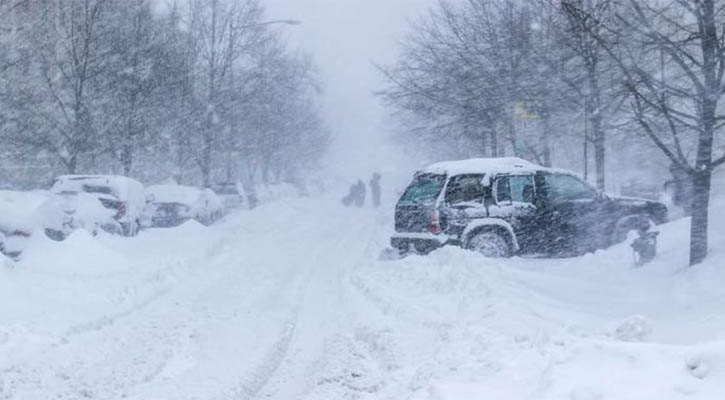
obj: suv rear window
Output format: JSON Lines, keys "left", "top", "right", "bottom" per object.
{"left": 400, "top": 173, "right": 445, "bottom": 204}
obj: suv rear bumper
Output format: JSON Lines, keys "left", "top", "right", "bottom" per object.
{"left": 391, "top": 232, "right": 450, "bottom": 253}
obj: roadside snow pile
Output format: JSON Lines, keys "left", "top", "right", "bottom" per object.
{"left": 335, "top": 202, "right": 725, "bottom": 399}
{"left": 0, "top": 252, "right": 12, "bottom": 269}
{"left": 254, "top": 182, "right": 304, "bottom": 203}
{"left": 613, "top": 315, "right": 653, "bottom": 342}
{"left": 0, "top": 218, "right": 222, "bottom": 374}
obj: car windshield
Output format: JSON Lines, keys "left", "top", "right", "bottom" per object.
{"left": 399, "top": 174, "right": 445, "bottom": 205}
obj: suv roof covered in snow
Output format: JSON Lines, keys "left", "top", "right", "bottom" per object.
{"left": 422, "top": 157, "right": 562, "bottom": 176}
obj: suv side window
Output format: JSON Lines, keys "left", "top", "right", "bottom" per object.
{"left": 496, "top": 175, "right": 535, "bottom": 204}
{"left": 543, "top": 174, "right": 597, "bottom": 202}
{"left": 445, "top": 174, "right": 485, "bottom": 205}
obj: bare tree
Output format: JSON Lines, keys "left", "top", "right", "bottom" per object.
{"left": 5, "top": 0, "right": 110, "bottom": 174}
{"left": 569, "top": 0, "right": 725, "bottom": 265}
{"left": 102, "top": 0, "right": 172, "bottom": 175}
{"left": 187, "top": 0, "right": 264, "bottom": 187}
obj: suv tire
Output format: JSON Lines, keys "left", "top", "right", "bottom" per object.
{"left": 466, "top": 231, "right": 512, "bottom": 258}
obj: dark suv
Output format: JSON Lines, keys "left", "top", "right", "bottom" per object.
{"left": 391, "top": 158, "right": 668, "bottom": 257}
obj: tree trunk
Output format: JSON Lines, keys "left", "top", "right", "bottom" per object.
{"left": 481, "top": 128, "right": 489, "bottom": 157}
{"left": 689, "top": 170, "right": 711, "bottom": 265}
{"left": 540, "top": 115, "right": 552, "bottom": 167}
{"left": 202, "top": 130, "right": 212, "bottom": 187}
{"left": 689, "top": 0, "right": 718, "bottom": 265}
{"left": 122, "top": 143, "right": 133, "bottom": 176}
{"left": 66, "top": 155, "right": 78, "bottom": 174}
{"left": 490, "top": 125, "right": 499, "bottom": 157}
{"left": 593, "top": 118, "right": 605, "bottom": 190}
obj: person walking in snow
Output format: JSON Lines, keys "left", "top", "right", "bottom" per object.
{"left": 354, "top": 179, "right": 366, "bottom": 207}
{"left": 370, "top": 173, "right": 381, "bottom": 208}
{"left": 342, "top": 183, "right": 356, "bottom": 206}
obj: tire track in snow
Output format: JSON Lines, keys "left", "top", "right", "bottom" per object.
{"left": 238, "top": 209, "right": 382, "bottom": 400}
{"left": 61, "top": 222, "right": 248, "bottom": 339}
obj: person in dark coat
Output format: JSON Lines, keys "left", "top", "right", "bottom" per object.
{"left": 370, "top": 173, "right": 381, "bottom": 208}
{"left": 342, "top": 183, "right": 355, "bottom": 206}
{"left": 354, "top": 179, "right": 366, "bottom": 207}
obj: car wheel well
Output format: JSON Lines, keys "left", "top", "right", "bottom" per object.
{"left": 465, "top": 225, "right": 515, "bottom": 253}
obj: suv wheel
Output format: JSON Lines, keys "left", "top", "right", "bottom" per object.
{"left": 466, "top": 231, "right": 511, "bottom": 258}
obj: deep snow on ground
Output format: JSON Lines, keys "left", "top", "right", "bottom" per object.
{"left": 1, "top": 192, "right": 725, "bottom": 399}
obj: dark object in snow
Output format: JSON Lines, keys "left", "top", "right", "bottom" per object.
{"left": 370, "top": 173, "right": 381, "bottom": 208}
{"left": 342, "top": 180, "right": 367, "bottom": 207}
{"left": 355, "top": 180, "right": 366, "bottom": 207}
{"left": 631, "top": 221, "right": 659, "bottom": 266}
{"left": 246, "top": 186, "right": 258, "bottom": 210}
{"left": 391, "top": 157, "right": 669, "bottom": 258}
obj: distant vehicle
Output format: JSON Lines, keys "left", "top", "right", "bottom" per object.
{"left": 144, "top": 184, "right": 224, "bottom": 228}
{"left": 51, "top": 175, "right": 145, "bottom": 236}
{"left": 211, "top": 182, "right": 245, "bottom": 210}
{"left": 0, "top": 190, "right": 70, "bottom": 259}
{"left": 391, "top": 157, "right": 668, "bottom": 257}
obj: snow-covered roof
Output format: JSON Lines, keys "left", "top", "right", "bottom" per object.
{"left": 0, "top": 190, "right": 65, "bottom": 233}
{"left": 422, "top": 157, "right": 554, "bottom": 176}
{"left": 146, "top": 184, "right": 204, "bottom": 206}
{"left": 52, "top": 175, "right": 144, "bottom": 197}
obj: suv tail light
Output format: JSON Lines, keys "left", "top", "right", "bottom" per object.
{"left": 429, "top": 209, "right": 442, "bottom": 234}
{"left": 99, "top": 198, "right": 127, "bottom": 219}
{"left": 116, "top": 202, "right": 127, "bottom": 219}
{"left": 11, "top": 230, "right": 31, "bottom": 237}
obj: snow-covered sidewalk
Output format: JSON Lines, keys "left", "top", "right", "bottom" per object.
{"left": 1, "top": 194, "right": 724, "bottom": 399}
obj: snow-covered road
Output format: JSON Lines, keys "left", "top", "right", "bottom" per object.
{"left": 2, "top": 193, "right": 725, "bottom": 399}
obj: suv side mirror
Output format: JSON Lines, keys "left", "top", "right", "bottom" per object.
{"left": 145, "top": 194, "right": 155, "bottom": 204}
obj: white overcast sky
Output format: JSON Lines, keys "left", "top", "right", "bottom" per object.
{"left": 263, "top": 0, "right": 435, "bottom": 179}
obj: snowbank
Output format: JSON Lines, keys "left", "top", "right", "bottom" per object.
{"left": 254, "top": 182, "right": 303, "bottom": 203}
{"left": 336, "top": 198, "right": 725, "bottom": 400}
{"left": 2, "top": 190, "right": 724, "bottom": 399}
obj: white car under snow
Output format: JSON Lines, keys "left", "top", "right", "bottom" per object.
{"left": 0, "top": 190, "right": 70, "bottom": 259}
{"left": 144, "top": 184, "right": 224, "bottom": 228}
{"left": 51, "top": 175, "right": 146, "bottom": 236}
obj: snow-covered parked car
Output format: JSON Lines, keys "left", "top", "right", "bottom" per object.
{"left": 391, "top": 157, "right": 669, "bottom": 257}
{"left": 0, "top": 190, "right": 70, "bottom": 259}
{"left": 51, "top": 175, "right": 145, "bottom": 236}
{"left": 211, "top": 182, "right": 245, "bottom": 210}
{"left": 55, "top": 191, "right": 121, "bottom": 235}
{"left": 144, "top": 184, "right": 224, "bottom": 227}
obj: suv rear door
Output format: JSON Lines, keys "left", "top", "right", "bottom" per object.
{"left": 442, "top": 174, "right": 487, "bottom": 237}
{"left": 395, "top": 173, "right": 446, "bottom": 233}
